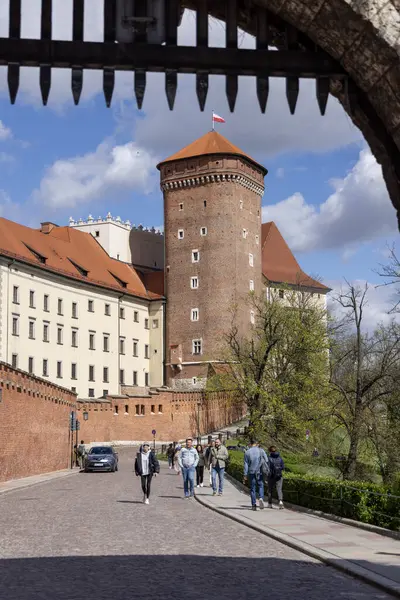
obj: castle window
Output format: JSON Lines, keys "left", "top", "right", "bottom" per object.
{"left": 178, "top": 229, "right": 184, "bottom": 239}
{"left": 158, "top": 404, "right": 163, "bottom": 413}
{"left": 192, "top": 377, "right": 197, "bottom": 385}
{"left": 204, "top": 200, "right": 207, "bottom": 208}
{"left": 255, "top": 235, "right": 259, "bottom": 245}
{"left": 250, "top": 311, "right": 255, "bottom": 324}
{"left": 179, "top": 203, "right": 184, "bottom": 211}
{"left": 243, "top": 229, "right": 248, "bottom": 239}
{"left": 11, "top": 353, "right": 18, "bottom": 369}
{"left": 152, "top": 319, "right": 159, "bottom": 329}
{"left": 279, "top": 289, "right": 284, "bottom": 299}
{"left": 71, "top": 363, "right": 77, "bottom": 380}
{"left": 192, "top": 250, "right": 199, "bottom": 263}
{"left": 151, "top": 404, "right": 155, "bottom": 414}
{"left": 249, "top": 253, "right": 254, "bottom": 267}
{"left": 95, "top": 230, "right": 100, "bottom": 237}
{"left": 191, "top": 308, "right": 199, "bottom": 321}
{"left": 200, "top": 227, "right": 207, "bottom": 236}
{"left": 191, "top": 277, "right": 199, "bottom": 289}
{"left": 57, "top": 361, "right": 62, "bottom": 378}
{"left": 28, "top": 357, "right": 34, "bottom": 374}
{"left": 29, "top": 320, "right": 35, "bottom": 339}
{"left": 13, "top": 286, "right": 19, "bottom": 304}
{"left": 250, "top": 280, "right": 254, "bottom": 292}
{"left": 29, "top": 290, "right": 35, "bottom": 308}
{"left": 133, "top": 371, "right": 138, "bottom": 386}
{"left": 105, "top": 303, "right": 111, "bottom": 316}
{"left": 192, "top": 339, "right": 202, "bottom": 355}
{"left": 144, "top": 373, "right": 149, "bottom": 387}
{"left": 12, "top": 316, "right": 19, "bottom": 336}
{"left": 89, "top": 388, "right": 95, "bottom": 398}
{"left": 134, "top": 310, "right": 139, "bottom": 323}
{"left": 88, "top": 300, "right": 94, "bottom": 312}
{"left": 42, "top": 359, "right": 48, "bottom": 377}
{"left": 240, "top": 200, "right": 243, "bottom": 210}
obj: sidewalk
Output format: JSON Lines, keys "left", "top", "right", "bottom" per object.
{"left": 195, "top": 476, "right": 400, "bottom": 597}
{"left": 0, "top": 467, "right": 80, "bottom": 495}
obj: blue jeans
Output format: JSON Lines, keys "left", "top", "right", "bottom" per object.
{"left": 212, "top": 465, "right": 225, "bottom": 494}
{"left": 248, "top": 472, "right": 264, "bottom": 506}
{"left": 182, "top": 466, "right": 195, "bottom": 496}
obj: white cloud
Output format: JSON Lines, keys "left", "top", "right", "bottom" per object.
{"left": 0, "top": 190, "right": 22, "bottom": 221}
{"left": 263, "top": 148, "right": 396, "bottom": 253}
{"left": 0, "top": 121, "right": 12, "bottom": 140}
{"left": 32, "top": 140, "right": 159, "bottom": 209}
{"left": 327, "top": 279, "right": 399, "bottom": 331}
{"left": 276, "top": 168, "right": 285, "bottom": 179}
{"left": 0, "top": 7, "right": 361, "bottom": 157}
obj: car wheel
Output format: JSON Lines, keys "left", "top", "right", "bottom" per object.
{"left": 111, "top": 465, "right": 116, "bottom": 473}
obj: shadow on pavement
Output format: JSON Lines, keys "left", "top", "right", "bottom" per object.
{"left": 116, "top": 500, "right": 143, "bottom": 504}
{"left": 0, "top": 555, "right": 390, "bottom": 600}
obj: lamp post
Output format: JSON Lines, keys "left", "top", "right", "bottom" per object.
{"left": 197, "top": 402, "right": 201, "bottom": 445}
{"left": 83, "top": 411, "right": 89, "bottom": 421}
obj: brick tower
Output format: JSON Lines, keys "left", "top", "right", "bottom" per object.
{"left": 157, "top": 131, "right": 267, "bottom": 389}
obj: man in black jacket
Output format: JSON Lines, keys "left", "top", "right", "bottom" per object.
{"left": 135, "top": 443, "right": 160, "bottom": 504}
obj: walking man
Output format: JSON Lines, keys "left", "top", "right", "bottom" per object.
{"left": 204, "top": 439, "right": 215, "bottom": 486}
{"left": 135, "top": 443, "right": 160, "bottom": 504}
{"left": 267, "top": 445, "right": 285, "bottom": 509}
{"left": 210, "top": 438, "right": 229, "bottom": 496}
{"left": 166, "top": 443, "right": 175, "bottom": 469}
{"left": 243, "top": 439, "right": 268, "bottom": 511}
{"left": 178, "top": 438, "right": 199, "bottom": 498}
{"left": 77, "top": 440, "right": 86, "bottom": 469}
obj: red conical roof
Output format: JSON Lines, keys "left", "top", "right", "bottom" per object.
{"left": 157, "top": 131, "right": 267, "bottom": 174}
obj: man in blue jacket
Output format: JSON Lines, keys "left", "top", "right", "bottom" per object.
{"left": 267, "top": 445, "right": 285, "bottom": 509}
{"left": 243, "top": 440, "right": 268, "bottom": 511}
{"left": 178, "top": 438, "right": 199, "bottom": 498}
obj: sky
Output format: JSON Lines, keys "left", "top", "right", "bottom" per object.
{"left": 0, "top": 2, "right": 399, "bottom": 329}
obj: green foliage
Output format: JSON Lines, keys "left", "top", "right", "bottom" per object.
{"left": 226, "top": 454, "right": 400, "bottom": 531}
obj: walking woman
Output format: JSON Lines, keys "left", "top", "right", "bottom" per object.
{"left": 195, "top": 444, "right": 205, "bottom": 488}
{"left": 134, "top": 443, "right": 160, "bottom": 504}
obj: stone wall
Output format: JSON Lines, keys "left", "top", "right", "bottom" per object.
{"left": 0, "top": 362, "right": 76, "bottom": 482}
{"left": 77, "top": 390, "right": 244, "bottom": 444}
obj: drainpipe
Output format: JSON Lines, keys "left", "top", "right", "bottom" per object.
{"left": 162, "top": 298, "right": 167, "bottom": 387}
{"left": 5, "top": 259, "right": 16, "bottom": 363}
{"left": 117, "top": 293, "right": 124, "bottom": 395}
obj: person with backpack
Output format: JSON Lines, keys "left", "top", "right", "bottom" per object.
{"left": 134, "top": 443, "right": 160, "bottom": 504}
{"left": 267, "top": 445, "right": 285, "bottom": 509}
{"left": 243, "top": 439, "right": 269, "bottom": 511}
{"left": 77, "top": 440, "right": 86, "bottom": 469}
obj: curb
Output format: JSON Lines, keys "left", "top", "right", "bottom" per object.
{"left": 195, "top": 490, "right": 400, "bottom": 598}
{"left": 225, "top": 472, "right": 400, "bottom": 541}
{"left": 0, "top": 468, "right": 81, "bottom": 496}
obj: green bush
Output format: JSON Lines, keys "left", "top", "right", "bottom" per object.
{"left": 226, "top": 455, "right": 400, "bottom": 531}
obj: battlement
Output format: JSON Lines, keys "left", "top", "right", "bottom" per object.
{"left": 69, "top": 213, "right": 164, "bottom": 236}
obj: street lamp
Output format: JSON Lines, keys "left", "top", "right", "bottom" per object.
{"left": 83, "top": 411, "right": 89, "bottom": 421}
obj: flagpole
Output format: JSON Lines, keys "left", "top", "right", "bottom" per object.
{"left": 212, "top": 111, "right": 214, "bottom": 131}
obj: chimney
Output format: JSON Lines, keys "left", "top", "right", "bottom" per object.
{"left": 40, "top": 222, "right": 58, "bottom": 234}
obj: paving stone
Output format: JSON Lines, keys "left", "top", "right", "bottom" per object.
{"left": 0, "top": 449, "right": 393, "bottom": 600}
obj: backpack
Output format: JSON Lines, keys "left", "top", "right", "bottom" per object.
{"left": 259, "top": 449, "right": 271, "bottom": 477}
{"left": 269, "top": 455, "right": 283, "bottom": 480}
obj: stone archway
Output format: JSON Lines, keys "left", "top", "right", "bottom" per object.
{"left": 184, "top": 0, "right": 400, "bottom": 226}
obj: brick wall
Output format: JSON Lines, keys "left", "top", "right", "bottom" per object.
{"left": 78, "top": 390, "right": 244, "bottom": 444}
{"left": 0, "top": 362, "right": 76, "bottom": 482}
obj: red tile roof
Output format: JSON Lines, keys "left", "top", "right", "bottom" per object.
{"left": 262, "top": 222, "right": 330, "bottom": 291}
{"left": 157, "top": 131, "right": 267, "bottom": 174}
{"left": 0, "top": 218, "right": 163, "bottom": 300}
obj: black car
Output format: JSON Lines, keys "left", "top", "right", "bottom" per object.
{"left": 84, "top": 446, "right": 119, "bottom": 472}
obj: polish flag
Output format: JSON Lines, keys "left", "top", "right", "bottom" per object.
{"left": 212, "top": 112, "right": 225, "bottom": 123}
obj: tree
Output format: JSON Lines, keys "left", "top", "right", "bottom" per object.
{"left": 217, "top": 286, "right": 330, "bottom": 443}
{"left": 329, "top": 283, "right": 400, "bottom": 480}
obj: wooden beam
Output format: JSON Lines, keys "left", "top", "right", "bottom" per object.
{"left": 0, "top": 38, "right": 346, "bottom": 78}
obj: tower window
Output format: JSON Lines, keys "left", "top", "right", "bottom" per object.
{"left": 203, "top": 200, "right": 207, "bottom": 207}
{"left": 240, "top": 200, "right": 243, "bottom": 210}
{"left": 179, "top": 203, "right": 184, "bottom": 211}
{"left": 249, "top": 253, "right": 254, "bottom": 267}
{"left": 192, "top": 339, "right": 202, "bottom": 355}
{"left": 279, "top": 289, "right": 284, "bottom": 299}
{"left": 250, "top": 280, "right": 254, "bottom": 292}
{"left": 243, "top": 229, "right": 248, "bottom": 239}
{"left": 191, "top": 277, "right": 199, "bottom": 289}
{"left": 192, "top": 250, "right": 199, "bottom": 263}
{"left": 200, "top": 227, "right": 207, "bottom": 236}
{"left": 191, "top": 308, "right": 199, "bottom": 321}
{"left": 250, "top": 311, "right": 255, "bottom": 325}
{"left": 95, "top": 230, "right": 100, "bottom": 237}
{"left": 255, "top": 235, "right": 259, "bottom": 245}
{"left": 178, "top": 229, "right": 184, "bottom": 239}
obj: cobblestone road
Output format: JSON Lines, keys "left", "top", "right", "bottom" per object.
{"left": 0, "top": 449, "right": 391, "bottom": 600}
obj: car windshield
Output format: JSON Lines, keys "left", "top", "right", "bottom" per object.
{"left": 89, "top": 447, "right": 113, "bottom": 455}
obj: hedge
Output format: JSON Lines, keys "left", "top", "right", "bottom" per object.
{"left": 226, "top": 456, "right": 400, "bottom": 531}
